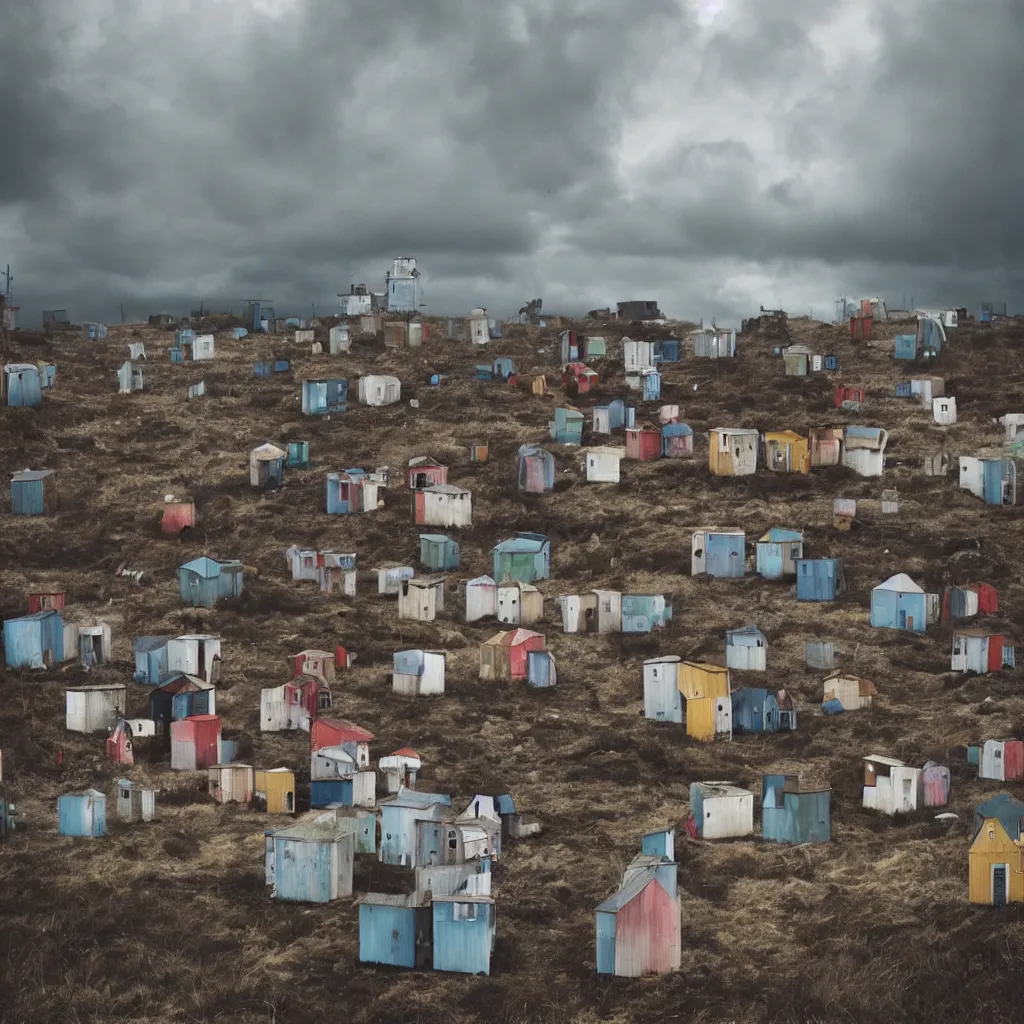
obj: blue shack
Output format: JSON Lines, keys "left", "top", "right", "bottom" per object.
{"left": 4, "top": 609, "right": 65, "bottom": 668}
{"left": 379, "top": 789, "right": 452, "bottom": 868}
{"left": 265, "top": 822, "right": 354, "bottom": 903}
{"left": 83, "top": 322, "right": 108, "bottom": 340}
{"left": 756, "top": 528, "right": 803, "bottom": 579}
{"left": 302, "top": 378, "right": 348, "bottom": 416}
{"left": 11, "top": 469, "right": 57, "bottom": 515}
{"left": 493, "top": 356, "right": 516, "bottom": 380}
{"left": 420, "top": 534, "right": 460, "bottom": 571}
{"left": 58, "top": 789, "right": 106, "bottom": 837}
{"left": 526, "top": 649, "right": 557, "bottom": 687}
{"left": 731, "top": 688, "right": 796, "bottom": 734}
{"left": 432, "top": 896, "right": 495, "bottom": 975}
{"left": 917, "top": 315, "right": 944, "bottom": 356}
{"left": 652, "top": 339, "right": 680, "bottom": 363}
{"left": 37, "top": 363, "right": 56, "bottom": 389}
{"left": 133, "top": 636, "right": 172, "bottom": 684}
{"left": 621, "top": 594, "right": 672, "bottom": 634}
{"left": 4, "top": 364, "right": 42, "bottom": 407}
{"left": 148, "top": 674, "right": 216, "bottom": 734}
{"left": 893, "top": 334, "right": 918, "bottom": 360}
{"left": 287, "top": 441, "right": 310, "bottom": 468}
{"left": 493, "top": 533, "right": 550, "bottom": 583}
{"left": 175, "top": 328, "right": 194, "bottom": 349}
{"left": 233, "top": 327, "right": 248, "bottom": 339}
{"left": 795, "top": 558, "right": 844, "bottom": 601}
{"left": 549, "top": 407, "right": 584, "bottom": 445}
{"left": 635, "top": 368, "right": 661, "bottom": 401}
{"left": 761, "top": 775, "right": 831, "bottom": 844}
{"left": 662, "top": 422, "right": 694, "bottom": 457}
{"left": 691, "top": 530, "right": 745, "bottom": 578}
{"left": 359, "top": 894, "right": 430, "bottom": 968}
{"left": 869, "top": 573, "right": 929, "bottom": 633}
{"left": 170, "top": 346, "right": 185, "bottom": 364}
{"left": 178, "top": 557, "right": 244, "bottom": 608}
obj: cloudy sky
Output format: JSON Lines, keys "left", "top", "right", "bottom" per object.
{"left": 1, "top": 0, "right": 1020, "bottom": 326}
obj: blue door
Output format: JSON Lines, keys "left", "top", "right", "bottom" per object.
{"left": 993, "top": 865, "right": 1008, "bottom": 905}
{"left": 983, "top": 460, "right": 1003, "bottom": 505}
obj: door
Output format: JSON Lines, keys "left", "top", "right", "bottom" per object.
{"left": 715, "top": 698, "right": 732, "bottom": 737}
{"left": 899, "top": 610, "right": 907, "bottom": 630}
{"left": 993, "top": 865, "right": 1008, "bottom": 906}
{"left": 562, "top": 595, "right": 580, "bottom": 632}
{"left": 525, "top": 459, "right": 544, "bottom": 493}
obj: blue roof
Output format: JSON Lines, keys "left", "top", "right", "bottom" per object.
{"left": 7, "top": 609, "right": 61, "bottom": 624}
{"left": 496, "top": 794, "right": 516, "bottom": 815}
{"left": 845, "top": 425, "right": 884, "bottom": 442}
{"left": 975, "top": 794, "right": 1024, "bottom": 839}
{"left": 420, "top": 534, "right": 453, "bottom": 544}
{"left": 762, "top": 527, "right": 803, "bottom": 543}
{"left": 179, "top": 556, "right": 223, "bottom": 578}
{"left": 663, "top": 423, "right": 693, "bottom": 436}
{"left": 385, "top": 790, "right": 452, "bottom": 809}
{"left": 493, "top": 533, "right": 548, "bottom": 554}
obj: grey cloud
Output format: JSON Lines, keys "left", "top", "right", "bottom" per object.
{"left": 1, "top": 0, "right": 1021, "bottom": 326}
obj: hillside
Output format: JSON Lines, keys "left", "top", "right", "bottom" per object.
{"left": 1, "top": 314, "right": 1023, "bottom": 1024}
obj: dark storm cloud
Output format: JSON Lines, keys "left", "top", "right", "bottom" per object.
{"left": 0, "top": 0, "right": 1020, "bottom": 325}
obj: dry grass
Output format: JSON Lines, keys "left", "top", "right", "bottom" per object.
{"left": 1, "top": 314, "right": 1024, "bottom": 1023}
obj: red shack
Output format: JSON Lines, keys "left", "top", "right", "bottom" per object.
{"left": 625, "top": 424, "right": 662, "bottom": 462}
{"left": 170, "top": 714, "right": 221, "bottom": 770}
{"left": 28, "top": 590, "right": 66, "bottom": 613}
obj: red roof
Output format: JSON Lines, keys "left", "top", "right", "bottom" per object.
{"left": 392, "top": 746, "right": 420, "bottom": 759}
{"left": 186, "top": 714, "right": 219, "bottom": 723}
{"left": 317, "top": 717, "right": 374, "bottom": 741}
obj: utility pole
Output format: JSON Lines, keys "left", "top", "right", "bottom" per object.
{"left": 2, "top": 264, "right": 12, "bottom": 301}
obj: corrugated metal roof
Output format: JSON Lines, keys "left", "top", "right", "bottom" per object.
{"left": 11, "top": 470, "right": 55, "bottom": 482}
{"left": 268, "top": 821, "right": 351, "bottom": 843}
{"left": 595, "top": 867, "right": 659, "bottom": 914}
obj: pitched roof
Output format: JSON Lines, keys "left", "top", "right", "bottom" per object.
{"left": 875, "top": 573, "right": 923, "bottom": 593}
{"left": 12, "top": 469, "right": 56, "bottom": 483}
{"left": 316, "top": 718, "right": 375, "bottom": 742}
{"left": 595, "top": 861, "right": 667, "bottom": 914}
{"left": 975, "top": 794, "right": 1024, "bottom": 840}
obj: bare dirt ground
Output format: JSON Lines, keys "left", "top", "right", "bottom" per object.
{"left": 1, "top": 313, "right": 1024, "bottom": 1024}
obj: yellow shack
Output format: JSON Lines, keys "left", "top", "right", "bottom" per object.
{"left": 763, "top": 430, "right": 811, "bottom": 474}
{"left": 254, "top": 768, "right": 296, "bottom": 814}
{"left": 970, "top": 816, "right": 1024, "bottom": 905}
{"left": 677, "top": 663, "right": 732, "bottom": 742}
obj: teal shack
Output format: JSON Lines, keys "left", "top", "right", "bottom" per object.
{"left": 58, "top": 789, "right": 106, "bottom": 837}
{"left": 432, "top": 896, "right": 495, "bottom": 975}
{"left": 287, "top": 441, "right": 310, "bottom": 468}
{"left": 419, "top": 534, "right": 460, "bottom": 571}
{"left": 358, "top": 894, "right": 431, "bottom": 969}
{"left": 178, "top": 557, "right": 244, "bottom": 608}
{"left": 548, "top": 407, "right": 584, "bottom": 445}
{"left": 761, "top": 775, "right": 831, "bottom": 844}
{"left": 492, "top": 533, "right": 550, "bottom": 583}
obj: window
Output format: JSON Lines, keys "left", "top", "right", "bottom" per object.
{"left": 453, "top": 903, "right": 477, "bottom": 921}
{"left": 448, "top": 830, "right": 458, "bottom": 850}
{"left": 989, "top": 828, "right": 996, "bottom": 839}
{"left": 719, "top": 433, "right": 729, "bottom": 451}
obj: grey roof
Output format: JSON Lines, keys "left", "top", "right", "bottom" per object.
{"left": 595, "top": 864, "right": 662, "bottom": 914}
{"left": 357, "top": 892, "right": 418, "bottom": 908}
{"left": 266, "top": 821, "right": 352, "bottom": 843}
{"left": 11, "top": 470, "right": 55, "bottom": 482}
